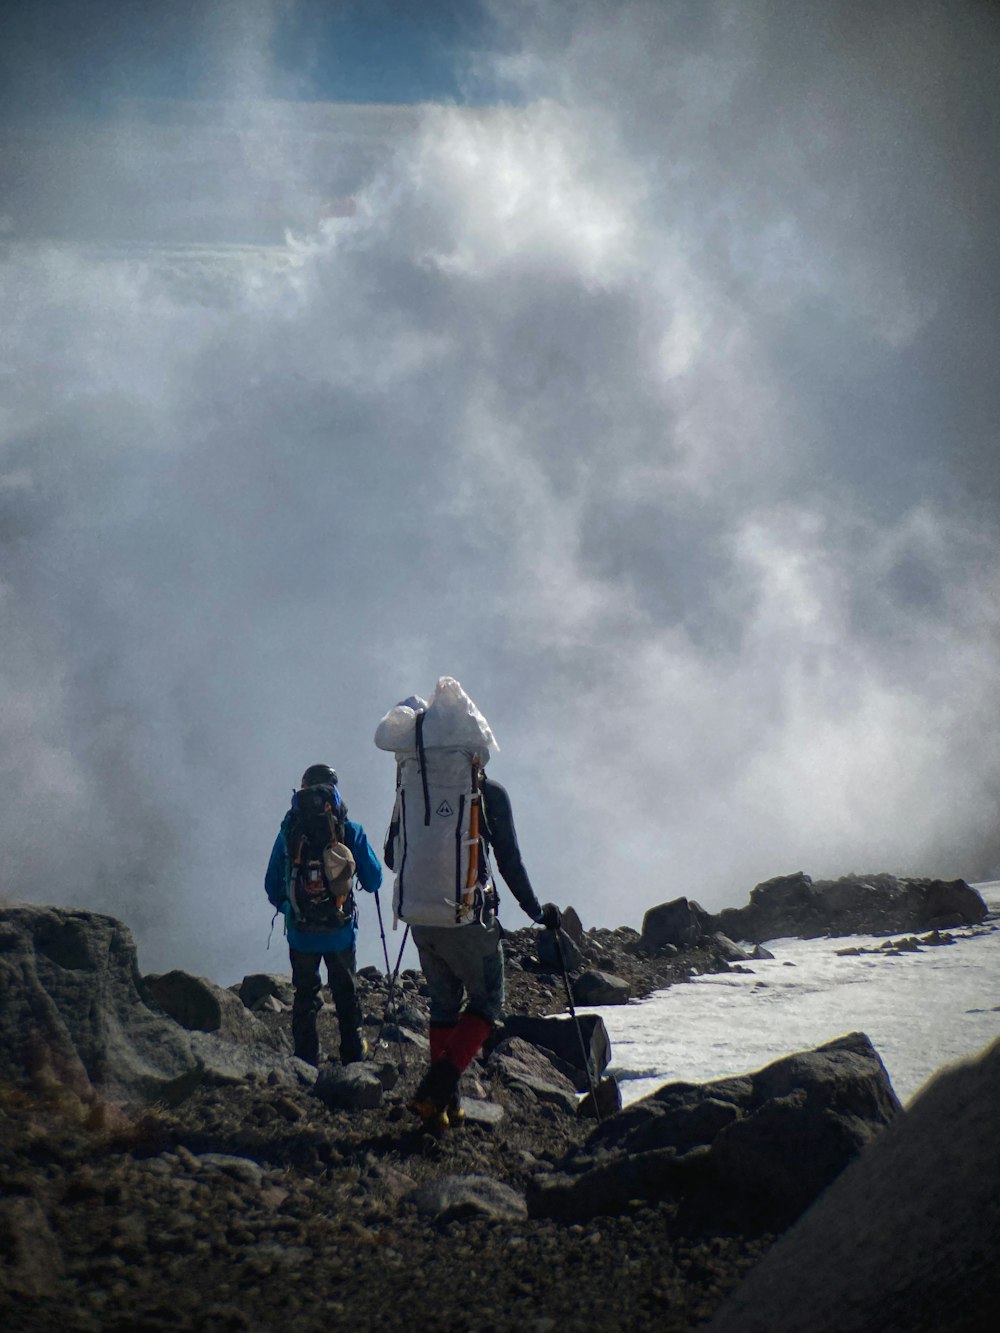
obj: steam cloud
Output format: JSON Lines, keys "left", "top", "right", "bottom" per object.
{"left": 2, "top": 0, "right": 998, "bottom": 982}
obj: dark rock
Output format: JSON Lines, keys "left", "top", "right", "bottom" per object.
{"left": 613, "top": 925, "right": 641, "bottom": 941}
{"left": 370, "top": 1059, "right": 400, "bottom": 1091}
{"left": 813, "top": 872, "right": 902, "bottom": 923}
{"left": 708, "top": 1035, "right": 902, "bottom": 1232}
{"left": 314, "top": 1064, "right": 384, "bottom": 1111}
{"left": 641, "top": 897, "right": 713, "bottom": 950}
{"left": 0, "top": 905, "right": 315, "bottom": 1108}
{"left": 237, "top": 972, "right": 294, "bottom": 1008}
{"left": 409, "top": 1174, "right": 527, "bottom": 1222}
{"left": 714, "top": 873, "right": 987, "bottom": 942}
{"left": 706, "top": 1033, "right": 1000, "bottom": 1333}
{"left": 750, "top": 944, "right": 775, "bottom": 960}
{"left": 488, "top": 1037, "right": 578, "bottom": 1093}
{"left": 529, "top": 1146, "right": 712, "bottom": 1222}
{"left": 710, "top": 933, "right": 754, "bottom": 962}
{"left": 578, "top": 1074, "right": 623, "bottom": 1120}
{"left": 560, "top": 906, "right": 585, "bottom": 944}
{"left": 623, "top": 938, "right": 678, "bottom": 958}
{"left": 709, "top": 1092, "right": 872, "bottom": 1230}
{"left": 457, "top": 1097, "right": 505, "bottom": 1128}
{"left": 910, "top": 877, "right": 987, "bottom": 928}
{"left": 502, "top": 1014, "right": 611, "bottom": 1091}
{"left": 530, "top": 1033, "right": 900, "bottom": 1230}
{"left": 839, "top": 927, "right": 960, "bottom": 959}
{"left": 882, "top": 935, "right": 921, "bottom": 952}
{"left": 715, "top": 872, "right": 823, "bottom": 942}
{"left": 748, "top": 1032, "right": 901, "bottom": 1120}
{"left": 590, "top": 1085, "right": 748, "bottom": 1157}
{"left": 499, "top": 1069, "right": 578, "bottom": 1113}
{"left": 536, "top": 927, "right": 583, "bottom": 971}
{"left": 571, "top": 970, "right": 631, "bottom": 1005}
{"left": 193, "top": 1153, "right": 265, "bottom": 1187}
{"left": 394, "top": 1002, "right": 429, "bottom": 1033}
{"left": 490, "top": 1037, "right": 580, "bottom": 1111}
{"left": 145, "top": 970, "right": 289, "bottom": 1051}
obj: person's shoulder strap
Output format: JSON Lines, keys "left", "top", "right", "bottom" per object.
{"left": 415, "top": 710, "right": 431, "bottom": 824}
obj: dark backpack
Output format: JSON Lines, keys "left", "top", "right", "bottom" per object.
{"left": 287, "top": 784, "right": 357, "bottom": 932}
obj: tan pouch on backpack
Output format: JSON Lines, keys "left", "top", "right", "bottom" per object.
{"left": 323, "top": 841, "right": 356, "bottom": 888}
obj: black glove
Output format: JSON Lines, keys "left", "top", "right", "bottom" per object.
{"left": 537, "top": 902, "right": 561, "bottom": 931}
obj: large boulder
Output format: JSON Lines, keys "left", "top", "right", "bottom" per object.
{"left": 572, "top": 970, "right": 631, "bottom": 1006}
{"left": 706, "top": 1033, "right": 1000, "bottom": 1333}
{"left": 715, "top": 872, "right": 987, "bottom": 941}
{"left": 0, "top": 905, "right": 316, "bottom": 1108}
{"left": 489, "top": 1038, "right": 580, "bottom": 1113}
{"left": 559, "top": 905, "right": 586, "bottom": 945}
{"left": 536, "top": 927, "right": 583, "bottom": 971}
{"left": 715, "top": 872, "right": 824, "bottom": 941}
{"left": 488, "top": 1037, "right": 579, "bottom": 1093}
{"left": 907, "top": 877, "right": 988, "bottom": 929}
{"left": 237, "top": 972, "right": 294, "bottom": 1009}
{"left": 529, "top": 1032, "right": 901, "bottom": 1232}
{"left": 313, "top": 1064, "right": 384, "bottom": 1111}
{"left": 709, "top": 933, "right": 754, "bottom": 963}
{"left": 641, "top": 897, "right": 713, "bottom": 950}
{"left": 145, "top": 970, "right": 289, "bottom": 1051}
{"left": 408, "top": 1174, "right": 527, "bottom": 1222}
{"left": 501, "top": 1014, "right": 611, "bottom": 1091}
{"left": 578, "top": 1073, "right": 623, "bottom": 1120}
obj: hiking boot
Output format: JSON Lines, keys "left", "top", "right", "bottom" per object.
{"left": 421, "top": 1107, "right": 451, "bottom": 1136}
{"left": 409, "top": 1060, "right": 460, "bottom": 1122}
{"left": 341, "top": 1035, "right": 369, "bottom": 1065}
{"left": 447, "top": 1094, "right": 466, "bottom": 1125}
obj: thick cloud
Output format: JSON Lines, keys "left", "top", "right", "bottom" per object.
{"left": 1, "top": 1, "right": 998, "bottom": 982}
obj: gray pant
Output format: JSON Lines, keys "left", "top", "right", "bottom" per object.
{"left": 410, "top": 921, "right": 505, "bottom": 1025}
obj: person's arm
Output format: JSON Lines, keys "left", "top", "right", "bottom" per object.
{"left": 264, "top": 826, "right": 289, "bottom": 908}
{"left": 344, "top": 819, "right": 384, "bottom": 894}
{"left": 481, "top": 779, "right": 544, "bottom": 922}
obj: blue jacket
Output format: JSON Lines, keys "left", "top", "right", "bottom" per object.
{"left": 265, "top": 805, "right": 383, "bottom": 954}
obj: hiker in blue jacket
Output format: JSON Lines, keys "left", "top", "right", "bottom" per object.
{"left": 265, "top": 764, "right": 382, "bottom": 1065}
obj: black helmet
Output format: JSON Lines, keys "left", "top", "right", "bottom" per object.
{"left": 300, "top": 763, "right": 338, "bottom": 788}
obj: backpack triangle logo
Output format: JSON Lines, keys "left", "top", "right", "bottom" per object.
{"left": 435, "top": 800, "right": 454, "bottom": 818}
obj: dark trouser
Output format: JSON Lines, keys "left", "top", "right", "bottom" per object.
{"left": 289, "top": 944, "right": 364, "bottom": 1066}
{"left": 406, "top": 923, "right": 503, "bottom": 1116}
{"left": 409, "top": 921, "right": 505, "bottom": 1025}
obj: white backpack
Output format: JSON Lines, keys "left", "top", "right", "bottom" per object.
{"left": 386, "top": 745, "right": 493, "bottom": 927}
{"left": 376, "top": 678, "right": 498, "bottom": 929}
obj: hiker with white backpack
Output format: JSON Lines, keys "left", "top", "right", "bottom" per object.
{"left": 375, "top": 679, "right": 561, "bottom": 1128}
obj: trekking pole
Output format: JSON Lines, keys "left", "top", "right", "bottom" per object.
{"left": 554, "top": 929, "right": 603, "bottom": 1124}
{"left": 364, "top": 891, "right": 394, "bottom": 1064}
{"left": 386, "top": 927, "right": 410, "bottom": 1073}
{"left": 374, "top": 890, "right": 392, "bottom": 977}
{"left": 372, "top": 894, "right": 408, "bottom": 1072}
{"left": 375, "top": 926, "right": 411, "bottom": 1072}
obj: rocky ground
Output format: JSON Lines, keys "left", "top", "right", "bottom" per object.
{"left": 0, "top": 1070, "right": 773, "bottom": 1333}
{"left": 2, "top": 879, "right": 991, "bottom": 1333}
{"left": 1, "top": 921, "right": 773, "bottom": 1332}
